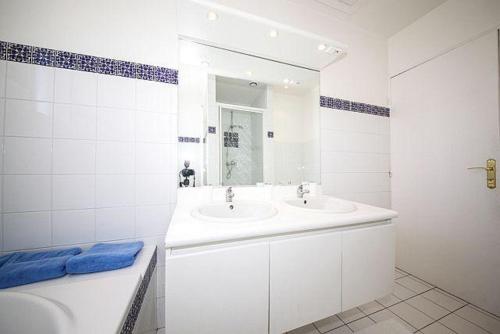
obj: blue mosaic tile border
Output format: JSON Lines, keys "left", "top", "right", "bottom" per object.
{"left": 120, "top": 247, "right": 157, "bottom": 334}
{"left": 0, "top": 41, "right": 178, "bottom": 84}
{"left": 178, "top": 136, "right": 200, "bottom": 143}
{"left": 320, "top": 96, "right": 390, "bottom": 117}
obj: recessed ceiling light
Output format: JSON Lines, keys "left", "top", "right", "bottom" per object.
{"left": 245, "top": 71, "right": 253, "bottom": 77}
{"left": 269, "top": 29, "right": 279, "bottom": 38}
{"left": 207, "top": 11, "right": 218, "bottom": 21}
{"left": 249, "top": 82, "right": 258, "bottom": 87}
{"left": 201, "top": 60, "right": 210, "bottom": 67}
{"left": 283, "top": 78, "right": 290, "bottom": 84}
{"left": 318, "top": 44, "right": 327, "bottom": 51}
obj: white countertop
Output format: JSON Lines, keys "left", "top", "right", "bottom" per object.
{"left": 5, "top": 245, "right": 156, "bottom": 334}
{"left": 165, "top": 186, "right": 398, "bottom": 249}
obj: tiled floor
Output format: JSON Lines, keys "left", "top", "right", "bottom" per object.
{"left": 287, "top": 268, "right": 500, "bottom": 334}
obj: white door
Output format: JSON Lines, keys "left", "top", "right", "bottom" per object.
{"left": 391, "top": 31, "right": 500, "bottom": 314}
{"left": 342, "top": 223, "right": 395, "bottom": 311}
{"left": 269, "top": 232, "right": 342, "bottom": 334}
{"left": 165, "top": 243, "right": 269, "bottom": 334}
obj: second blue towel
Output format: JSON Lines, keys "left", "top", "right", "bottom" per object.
{"left": 66, "top": 241, "right": 144, "bottom": 274}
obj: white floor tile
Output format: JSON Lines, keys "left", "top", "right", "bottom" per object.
{"left": 348, "top": 317, "right": 376, "bottom": 332}
{"left": 396, "top": 276, "right": 433, "bottom": 294}
{"left": 377, "top": 294, "right": 402, "bottom": 307}
{"left": 421, "top": 289, "right": 466, "bottom": 312}
{"left": 287, "top": 324, "right": 320, "bottom": 334}
{"left": 338, "top": 307, "right": 366, "bottom": 323}
{"left": 389, "top": 302, "right": 434, "bottom": 330}
{"left": 314, "top": 314, "right": 344, "bottom": 333}
{"left": 439, "top": 313, "right": 490, "bottom": 334}
{"left": 420, "top": 322, "right": 455, "bottom": 334}
{"left": 406, "top": 295, "right": 450, "bottom": 319}
{"left": 394, "top": 283, "right": 418, "bottom": 300}
{"left": 454, "top": 305, "right": 500, "bottom": 333}
{"left": 328, "top": 325, "right": 353, "bottom": 334}
{"left": 357, "top": 319, "right": 412, "bottom": 334}
{"left": 369, "top": 309, "right": 416, "bottom": 333}
{"left": 359, "top": 301, "right": 385, "bottom": 315}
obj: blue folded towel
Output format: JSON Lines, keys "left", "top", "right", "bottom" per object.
{"left": 66, "top": 241, "right": 144, "bottom": 274}
{"left": 0, "top": 247, "right": 81, "bottom": 289}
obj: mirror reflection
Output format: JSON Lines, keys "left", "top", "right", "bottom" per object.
{"left": 178, "top": 39, "right": 320, "bottom": 186}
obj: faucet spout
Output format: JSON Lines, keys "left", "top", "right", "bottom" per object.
{"left": 297, "top": 184, "right": 310, "bottom": 199}
{"left": 226, "top": 187, "right": 235, "bottom": 202}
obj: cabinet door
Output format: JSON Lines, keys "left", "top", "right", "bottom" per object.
{"left": 270, "top": 232, "right": 342, "bottom": 334}
{"left": 342, "top": 223, "right": 395, "bottom": 310}
{"left": 165, "top": 243, "right": 269, "bottom": 334}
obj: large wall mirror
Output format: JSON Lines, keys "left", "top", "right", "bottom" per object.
{"left": 178, "top": 39, "right": 321, "bottom": 186}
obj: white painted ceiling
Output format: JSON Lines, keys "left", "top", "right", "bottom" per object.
{"left": 290, "top": 0, "right": 447, "bottom": 37}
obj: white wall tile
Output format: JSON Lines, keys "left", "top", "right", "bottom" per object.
{"left": 96, "top": 142, "right": 135, "bottom": 174}
{"left": 136, "top": 111, "right": 172, "bottom": 143}
{"left": 3, "top": 175, "right": 51, "bottom": 212}
{"left": 95, "top": 206, "right": 135, "bottom": 241}
{"left": 97, "top": 75, "right": 135, "bottom": 109}
{"left": 96, "top": 175, "right": 135, "bottom": 207}
{"left": 97, "top": 107, "right": 135, "bottom": 141}
{"left": 52, "top": 209, "right": 95, "bottom": 245}
{"left": 3, "top": 137, "right": 52, "bottom": 174}
{"left": 6, "top": 62, "right": 54, "bottom": 101}
{"left": 136, "top": 143, "right": 173, "bottom": 174}
{"left": 136, "top": 174, "right": 171, "bottom": 205}
{"left": 54, "top": 68, "right": 97, "bottom": 105}
{"left": 0, "top": 98, "right": 5, "bottom": 136}
{"left": 321, "top": 152, "right": 390, "bottom": 173}
{"left": 136, "top": 80, "right": 172, "bottom": 112}
{"left": 53, "top": 104, "right": 96, "bottom": 139}
{"left": 53, "top": 139, "right": 96, "bottom": 174}
{"left": 0, "top": 61, "right": 6, "bottom": 98}
{"left": 52, "top": 175, "right": 95, "bottom": 210}
{"left": 3, "top": 211, "right": 51, "bottom": 251}
{"left": 322, "top": 172, "right": 390, "bottom": 194}
{"left": 135, "top": 205, "right": 170, "bottom": 237}
{"left": 4, "top": 99, "right": 52, "bottom": 137}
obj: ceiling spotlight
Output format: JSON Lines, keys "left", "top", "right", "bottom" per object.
{"left": 249, "top": 82, "right": 258, "bottom": 87}
{"left": 207, "top": 11, "right": 218, "bottom": 21}
{"left": 245, "top": 70, "right": 253, "bottom": 77}
{"left": 283, "top": 78, "right": 290, "bottom": 84}
{"left": 200, "top": 60, "right": 210, "bottom": 67}
{"left": 318, "top": 44, "right": 327, "bottom": 51}
{"left": 269, "top": 29, "right": 279, "bottom": 38}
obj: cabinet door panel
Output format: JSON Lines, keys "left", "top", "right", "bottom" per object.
{"left": 270, "top": 232, "right": 342, "bottom": 334}
{"left": 342, "top": 223, "right": 395, "bottom": 310}
{"left": 165, "top": 243, "right": 269, "bottom": 334}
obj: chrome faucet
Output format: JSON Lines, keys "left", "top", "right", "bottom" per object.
{"left": 297, "top": 183, "right": 310, "bottom": 199}
{"left": 226, "top": 187, "right": 235, "bottom": 202}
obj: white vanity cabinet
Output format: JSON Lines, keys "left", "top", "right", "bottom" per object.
{"left": 270, "top": 232, "right": 342, "bottom": 334}
{"left": 165, "top": 243, "right": 270, "bottom": 334}
{"left": 341, "top": 223, "right": 395, "bottom": 310}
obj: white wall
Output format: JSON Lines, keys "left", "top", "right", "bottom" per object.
{"left": 388, "top": 0, "right": 500, "bottom": 77}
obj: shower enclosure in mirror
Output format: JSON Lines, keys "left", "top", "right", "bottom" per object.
{"left": 177, "top": 39, "right": 320, "bottom": 186}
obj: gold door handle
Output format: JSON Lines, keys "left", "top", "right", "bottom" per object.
{"left": 467, "top": 159, "right": 496, "bottom": 189}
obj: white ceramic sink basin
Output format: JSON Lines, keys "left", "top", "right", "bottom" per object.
{"left": 192, "top": 200, "right": 278, "bottom": 223}
{"left": 0, "top": 292, "right": 75, "bottom": 334}
{"left": 285, "top": 196, "right": 357, "bottom": 213}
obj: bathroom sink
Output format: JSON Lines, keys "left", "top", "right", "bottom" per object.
{"left": 0, "top": 292, "right": 75, "bottom": 334}
{"left": 192, "top": 200, "right": 278, "bottom": 223}
{"left": 284, "top": 196, "right": 357, "bottom": 213}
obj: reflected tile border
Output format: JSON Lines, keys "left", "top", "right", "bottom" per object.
{"left": 320, "top": 95, "right": 390, "bottom": 117}
{"left": 0, "top": 40, "right": 178, "bottom": 85}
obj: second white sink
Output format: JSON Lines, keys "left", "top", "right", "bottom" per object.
{"left": 192, "top": 200, "right": 278, "bottom": 223}
{"left": 285, "top": 196, "right": 357, "bottom": 213}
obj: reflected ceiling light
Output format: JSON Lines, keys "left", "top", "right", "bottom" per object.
{"left": 269, "top": 29, "right": 279, "bottom": 38}
{"left": 317, "top": 44, "right": 327, "bottom": 51}
{"left": 283, "top": 78, "right": 290, "bottom": 84}
{"left": 207, "top": 11, "right": 218, "bottom": 21}
{"left": 245, "top": 70, "right": 253, "bottom": 77}
{"left": 289, "top": 80, "right": 295, "bottom": 85}
{"left": 284, "top": 85, "right": 289, "bottom": 89}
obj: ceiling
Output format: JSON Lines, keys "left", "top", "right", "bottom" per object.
{"left": 289, "top": 0, "right": 447, "bottom": 37}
